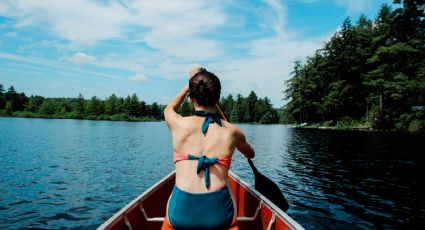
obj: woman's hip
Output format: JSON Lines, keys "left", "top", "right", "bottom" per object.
{"left": 167, "top": 185, "right": 234, "bottom": 229}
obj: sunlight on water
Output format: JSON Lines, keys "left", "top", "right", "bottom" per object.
{"left": 0, "top": 118, "right": 424, "bottom": 229}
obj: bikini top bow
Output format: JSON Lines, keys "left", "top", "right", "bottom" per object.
{"left": 194, "top": 110, "right": 222, "bottom": 134}
{"left": 188, "top": 154, "right": 218, "bottom": 188}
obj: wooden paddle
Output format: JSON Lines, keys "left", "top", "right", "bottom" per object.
{"left": 215, "top": 103, "right": 289, "bottom": 212}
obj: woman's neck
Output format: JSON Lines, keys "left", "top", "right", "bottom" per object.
{"left": 194, "top": 105, "right": 216, "bottom": 114}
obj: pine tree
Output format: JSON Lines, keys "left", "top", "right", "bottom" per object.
{"left": 39, "top": 99, "right": 57, "bottom": 115}
{"left": 5, "top": 86, "right": 26, "bottom": 111}
{"left": 128, "top": 94, "right": 141, "bottom": 117}
{"left": 105, "top": 94, "right": 119, "bottom": 115}
{"left": 230, "top": 98, "right": 241, "bottom": 123}
{"left": 87, "top": 96, "right": 104, "bottom": 116}
{"left": 5, "top": 101, "right": 13, "bottom": 115}
{"left": 220, "top": 95, "right": 234, "bottom": 119}
{"left": 179, "top": 98, "right": 192, "bottom": 116}
{"left": 149, "top": 102, "right": 161, "bottom": 119}
{"left": 247, "top": 91, "right": 258, "bottom": 122}
{"left": 283, "top": 1, "right": 425, "bottom": 130}
{"left": 73, "top": 93, "right": 85, "bottom": 118}
{"left": 0, "top": 84, "right": 5, "bottom": 109}
{"left": 25, "top": 96, "right": 44, "bottom": 112}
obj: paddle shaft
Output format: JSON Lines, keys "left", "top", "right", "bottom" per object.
{"left": 215, "top": 103, "right": 228, "bottom": 122}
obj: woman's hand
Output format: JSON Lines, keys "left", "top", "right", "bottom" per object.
{"left": 183, "top": 84, "right": 189, "bottom": 94}
{"left": 189, "top": 66, "right": 205, "bottom": 78}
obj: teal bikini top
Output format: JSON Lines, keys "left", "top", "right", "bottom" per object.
{"left": 194, "top": 110, "right": 222, "bottom": 134}
{"left": 188, "top": 154, "right": 218, "bottom": 188}
{"left": 187, "top": 110, "right": 223, "bottom": 188}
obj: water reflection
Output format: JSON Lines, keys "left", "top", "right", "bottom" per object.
{"left": 0, "top": 118, "right": 175, "bottom": 229}
{"left": 284, "top": 129, "right": 425, "bottom": 229}
{"left": 1, "top": 118, "right": 424, "bottom": 229}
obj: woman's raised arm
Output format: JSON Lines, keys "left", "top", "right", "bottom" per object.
{"left": 164, "top": 84, "right": 189, "bottom": 128}
{"left": 164, "top": 66, "right": 205, "bottom": 128}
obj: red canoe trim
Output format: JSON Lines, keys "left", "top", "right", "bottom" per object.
{"left": 98, "top": 171, "right": 304, "bottom": 230}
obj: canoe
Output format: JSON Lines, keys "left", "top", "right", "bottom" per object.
{"left": 98, "top": 171, "right": 304, "bottom": 230}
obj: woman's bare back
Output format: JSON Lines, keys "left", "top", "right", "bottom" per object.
{"left": 171, "top": 116, "right": 238, "bottom": 193}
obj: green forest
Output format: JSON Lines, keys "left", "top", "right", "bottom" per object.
{"left": 283, "top": 0, "right": 424, "bottom": 131}
{"left": 0, "top": 84, "right": 163, "bottom": 121}
{"left": 179, "top": 91, "right": 280, "bottom": 124}
{"left": 2, "top": 1, "right": 423, "bottom": 130}
{"left": 0, "top": 84, "right": 279, "bottom": 123}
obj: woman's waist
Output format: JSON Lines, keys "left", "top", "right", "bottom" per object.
{"left": 175, "top": 168, "right": 229, "bottom": 193}
{"left": 172, "top": 184, "right": 230, "bottom": 197}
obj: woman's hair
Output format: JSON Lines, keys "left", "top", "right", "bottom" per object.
{"left": 189, "top": 69, "right": 221, "bottom": 107}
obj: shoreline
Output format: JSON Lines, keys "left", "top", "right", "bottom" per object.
{"left": 292, "top": 123, "right": 424, "bottom": 133}
{"left": 0, "top": 113, "right": 158, "bottom": 122}
{"left": 2, "top": 115, "right": 423, "bottom": 132}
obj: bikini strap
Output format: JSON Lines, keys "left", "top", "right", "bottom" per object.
{"left": 194, "top": 110, "right": 222, "bottom": 134}
{"left": 188, "top": 154, "right": 218, "bottom": 188}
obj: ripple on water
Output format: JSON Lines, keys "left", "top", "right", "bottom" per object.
{"left": 36, "top": 212, "right": 90, "bottom": 224}
{"left": 50, "top": 181, "right": 68, "bottom": 185}
{"left": 1, "top": 119, "right": 424, "bottom": 229}
{"left": 84, "top": 196, "right": 113, "bottom": 203}
{"left": 68, "top": 206, "right": 94, "bottom": 214}
{"left": 8, "top": 200, "right": 32, "bottom": 206}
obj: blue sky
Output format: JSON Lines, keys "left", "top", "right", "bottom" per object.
{"left": 0, "top": 0, "right": 393, "bottom": 107}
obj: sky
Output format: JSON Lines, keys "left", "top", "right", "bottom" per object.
{"left": 0, "top": 0, "right": 393, "bottom": 107}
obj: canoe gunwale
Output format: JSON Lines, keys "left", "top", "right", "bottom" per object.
{"left": 98, "top": 170, "right": 304, "bottom": 230}
{"left": 97, "top": 171, "right": 175, "bottom": 230}
{"left": 228, "top": 171, "right": 304, "bottom": 230}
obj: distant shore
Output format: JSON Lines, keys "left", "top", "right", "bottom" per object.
{"left": 292, "top": 122, "right": 424, "bottom": 132}
{"left": 2, "top": 113, "right": 423, "bottom": 132}
{"left": 295, "top": 124, "right": 373, "bottom": 131}
{"left": 0, "top": 111, "right": 158, "bottom": 122}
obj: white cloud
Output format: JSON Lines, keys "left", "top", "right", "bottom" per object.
{"left": 334, "top": 0, "right": 372, "bottom": 14}
{"left": 0, "top": 0, "right": 134, "bottom": 46}
{"left": 208, "top": 37, "right": 324, "bottom": 106}
{"left": 262, "top": 0, "right": 287, "bottom": 36}
{"left": 128, "top": 74, "right": 149, "bottom": 83}
{"left": 130, "top": 0, "right": 226, "bottom": 60}
{"left": 0, "top": 51, "right": 123, "bottom": 81}
{"left": 68, "top": 52, "right": 96, "bottom": 65}
{"left": 0, "top": 0, "right": 335, "bottom": 106}
{"left": 5, "top": 31, "right": 18, "bottom": 38}
{"left": 0, "top": 0, "right": 227, "bottom": 59}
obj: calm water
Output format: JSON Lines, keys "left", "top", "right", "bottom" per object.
{"left": 0, "top": 118, "right": 424, "bottom": 229}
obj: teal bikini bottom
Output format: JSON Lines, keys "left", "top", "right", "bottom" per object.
{"left": 168, "top": 185, "right": 234, "bottom": 230}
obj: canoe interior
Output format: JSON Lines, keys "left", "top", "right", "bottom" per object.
{"left": 101, "top": 172, "right": 296, "bottom": 230}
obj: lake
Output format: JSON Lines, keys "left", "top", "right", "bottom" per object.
{"left": 0, "top": 117, "right": 424, "bottom": 229}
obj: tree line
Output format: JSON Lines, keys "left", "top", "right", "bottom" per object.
{"left": 0, "top": 84, "right": 163, "bottom": 121}
{"left": 179, "top": 91, "right": 280, "bottom": 124}
{"left": 283, "top": 0, "right": 424, "bottom": 131}
{"left": 0, "top": 84, "right": 280, "bottom": 123}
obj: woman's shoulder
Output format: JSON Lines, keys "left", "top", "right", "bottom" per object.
{"left": 221, "top": 120, "right": 241, "bottom": 135}
{"left": 174, "top": 116, "right": 198, "bottom": 129}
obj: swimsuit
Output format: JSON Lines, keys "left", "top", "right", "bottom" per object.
{"left": 193, "top": 110, "right": 223, "bottom": 134}
{"left": 167, "top": 184, "right": 234, "bottom": 230}
{"left": 167, "top": 111, "right": 234, "bottom": 230}
{"left": 173, "top": 150, "right": 231, "bottom": 188}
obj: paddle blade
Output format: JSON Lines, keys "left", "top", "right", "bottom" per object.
{"left": 248, "top": 159, "right": 289, "bottom": 212}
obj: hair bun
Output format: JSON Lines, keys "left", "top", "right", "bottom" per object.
{"left": 188, "top": 70, "right": 221, "bottom": 107}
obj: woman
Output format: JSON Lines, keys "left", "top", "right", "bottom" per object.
{"left": 162, "top": 67, "right": 255, "bottom": 230}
